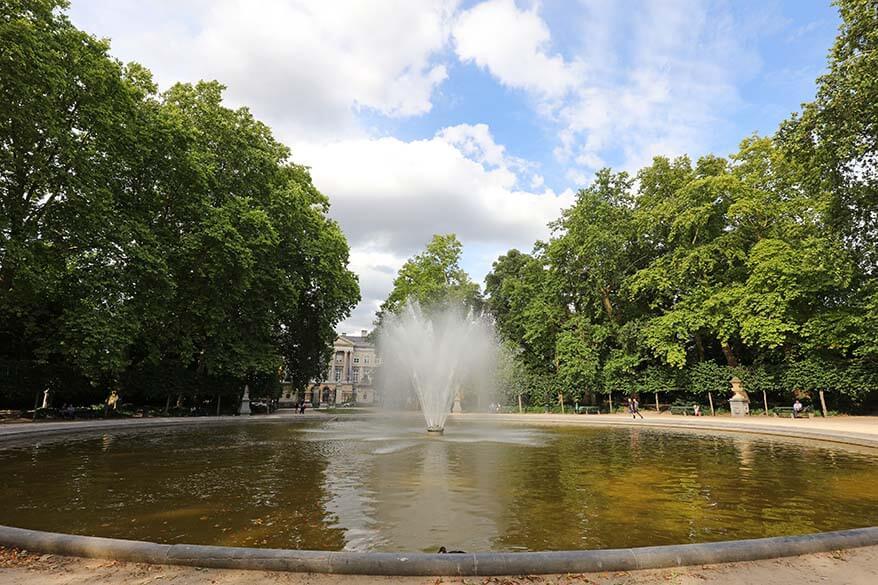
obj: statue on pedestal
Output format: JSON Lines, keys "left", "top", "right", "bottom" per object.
{"left": 238, "top": 384, "right": 252, "bottom": 415}
{"left": 728, "top": 376, "right": 750, "bottom": 417}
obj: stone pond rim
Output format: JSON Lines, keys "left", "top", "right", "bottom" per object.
{"left": 1, "top": 415, "right": 876, "bottom": 575}
{"left": 0, "top": 524, "right": 876, "bottom": 575}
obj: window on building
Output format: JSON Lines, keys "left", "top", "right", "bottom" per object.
{"left": 353, "top": 357, "right": 359, "bottom": 364}
{"left": 334, "top": 367, "right": 342, "bottom": 382}
{"left": 335, "top": 354, "right": 342, "bottom": 363}
{"left": 364, "top": 357, "right": 369, "bottom": 364}
{"left": 352, "top": 368, "right": 359, "bottom": 383}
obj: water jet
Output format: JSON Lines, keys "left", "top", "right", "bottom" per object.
{"left": 380, "top": 301, "right": 495, "bottom": 433}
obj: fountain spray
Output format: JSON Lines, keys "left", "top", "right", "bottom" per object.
{"left": 379, "top": 301, "right": 496, "bottom": 433}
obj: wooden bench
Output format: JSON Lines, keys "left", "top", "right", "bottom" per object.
{"left": 669, "top": 405, "right": 697, "bottom": 416}
{"left": 575, "top": 405, "right": 601, "bottom": 414}
{"left": 773, "top": 406, "right": 812, "bottom": 418}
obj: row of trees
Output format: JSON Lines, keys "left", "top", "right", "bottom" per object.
{"left": 484, "top": 0, "right": 877, "bottom": 413}
{"left": 0, "top": 1, "right": 360, "bottom": 410}
{"left": 374, "top": 0, "right": 877, "bottom": 414}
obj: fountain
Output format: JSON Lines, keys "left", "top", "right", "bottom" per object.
{"left": 380, "top": 301, "right": 495, "bottom": 433}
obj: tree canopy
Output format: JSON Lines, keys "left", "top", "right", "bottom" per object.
{"left": 484, "top": 0, "right": 878, "bottom": 413}
{"left": 0, "top": 0, "right": 359, "bottom": 408}
{"left": 377, "top": 233, "right": 482, "bottom": 324}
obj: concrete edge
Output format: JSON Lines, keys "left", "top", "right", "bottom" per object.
{"left": 460, "top": 413, "right": 878, "bottom": 449}
{"left": 1, "top": 525, "right": 876, "bottom": 575}
{"left": 0, "top": 414, "right": 323, "bottom": 442}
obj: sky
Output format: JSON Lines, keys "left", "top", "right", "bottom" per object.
{"left": 68, "top": 0, "right": 840, "bottom": 335}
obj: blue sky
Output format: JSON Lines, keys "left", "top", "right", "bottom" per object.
{"left": 69, "top": 0, "right": 840, "bottom": 333}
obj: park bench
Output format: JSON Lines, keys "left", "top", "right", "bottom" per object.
{"left": 773, "top": 406, "right": 813, "bottom": 418}
{"left": 575, "top": 405, "right": 601, "bottom": 414}
{"left": 669, "top": 405, "right": 697, "bottom": 416}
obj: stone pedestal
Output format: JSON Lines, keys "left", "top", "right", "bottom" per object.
{"left": 728, "top": 376, "right": 749, "bottom": 417}
{"left": 451, "top": 389, "right": 462, "bottom": 414}
{"left": 238, "top": 384, "right": 251, "bottom": 415}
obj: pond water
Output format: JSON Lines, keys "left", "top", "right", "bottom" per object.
{"left": 1, "top": 416, "right": 876, "bottom": 552}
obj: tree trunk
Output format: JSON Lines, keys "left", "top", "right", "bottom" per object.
{"left": 762, "top": 389, "right": 768, "bottom": 416}
{"left": 721, "top": 343, "right": 739, "bottom": 367}
{"left": 694, "top": 334, "right": 705, "bottom": 361}
{"left": 215, "top": 394, "right": 221, "bottom": 417}
{"left": 559, "top": 392, "right": 565, "bottom": 414}
{"left": 655, "top": 391, "right": 660, "bottom": 412}
{"left": 164, "top": 394, "right": 171, "bottom": 415}
{"left": 600, "top": 289, "right": 615, "bottom": 322}
{"left": 518, "top": 394, "right": 523, "bottom": 414}
{"left": 819, "top": 389, "right": 828, "bottom": 417}
{"left": 708, "top": 391, "right": 715, "bottom": 416}
{"left": 608, "top": 392, "right": 613, "bottom": 414}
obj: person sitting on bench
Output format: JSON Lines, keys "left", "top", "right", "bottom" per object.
{"left": 792, "top": 399, "right": 803, "bottom": 418}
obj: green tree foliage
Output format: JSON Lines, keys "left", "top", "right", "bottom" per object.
{"left": 377, "top": 233, "right": 481, "bottom": 323}
{"left": 484, "top": 2, "right": 877, "bottom": 412}
{"left": 0, "top": 1, "right": 359, "bottom": 408}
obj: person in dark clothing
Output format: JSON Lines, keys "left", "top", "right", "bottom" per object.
{"left": 629, "top": 397, "right": 644, "bottom": 419}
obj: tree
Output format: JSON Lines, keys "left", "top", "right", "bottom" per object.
{"left": 554, "top": 315, "right": 604, "bottom": 403}
{"left": 1, "top": 0, "right": 167, "bottom": 398}
{"left": 0, "top": 2, "right": 359, "bottom": 409}
{"left": 778, "top": 0, "right": 878, "bottom": 272}
{"left": 777, "top": 0, "right": 878, "bottom": 387}
{"left": 688, "top": 362, "right": 731, "bottom": 416}
{"left": 377, "top": 233, "right": 481, "bottom": 322}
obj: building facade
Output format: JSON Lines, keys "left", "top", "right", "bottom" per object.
{"left": 279, "top": 330, "right": 379, "bottom": 406}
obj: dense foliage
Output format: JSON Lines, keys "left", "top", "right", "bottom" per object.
{"left": 376, "top": 233, "right": 482, "bottom": 326}
{"left": 485, "top": 0, "right": 878, "bottom": 413}
{"left": 0, "top": 0, "right": 359, "bottom": 410}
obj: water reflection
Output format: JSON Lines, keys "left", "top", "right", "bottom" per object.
{"left": 0, "top": 418, "right": 876, "bottom": 551}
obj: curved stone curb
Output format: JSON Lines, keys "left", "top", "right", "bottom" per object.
{"left": 1, "top": 525, "right": 876, "bottom": 575}
{"left": 463, "top": 413, "right": 878, "bottom": 449}
{"left": 0, "top": 413, "right": 322, "bottom": 442}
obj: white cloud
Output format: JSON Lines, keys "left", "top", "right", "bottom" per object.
{"left": 70, "top": 0, "right": 458, "bottom": 141}
{"left": 297, "top": 130, "right": 571, "bottom": 253}
{"left": 452, "top": 0, "right": 763, "bottom": 178}
{"left": 452, "top": 0, "right": 579, "bottom": 97}
{"left": 297, "top": 126, "right": 574, "bottom": 332}
{"left": 66, "top": 0, "right": 771, "bottom": 333}
{"left": 558, "top": 0, "right": 762, "bottom": 174}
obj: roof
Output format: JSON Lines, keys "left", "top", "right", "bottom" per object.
{"left": 337, "top": 335, "right": 374, "bottom": 349}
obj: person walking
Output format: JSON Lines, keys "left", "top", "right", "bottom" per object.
{"left": 630, "top": 396, "right": 644, "bottom": 419}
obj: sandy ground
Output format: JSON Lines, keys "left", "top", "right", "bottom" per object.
{"left": 2, "top": 546, "right": 877, "bottom": 585}
{"left": 456, "top": 412, "right": 878, "bottom": 448}
{"left": 468, "top": 411, "right": 878, "bottom": 435}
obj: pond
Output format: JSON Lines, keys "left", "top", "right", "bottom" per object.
{"left": 1, "top": 416, "right": 876, "bottom": 552}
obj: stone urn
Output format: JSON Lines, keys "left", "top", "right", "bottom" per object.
{"left": 728, "top": 376, "right": 749, "bottom": 417}
{"left": 238, "top": 384, "right": 252, "bottom": 415}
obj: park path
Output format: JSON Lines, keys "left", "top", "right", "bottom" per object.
{"left": 456, "top": 411, "right": 878, "bottom": 447}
